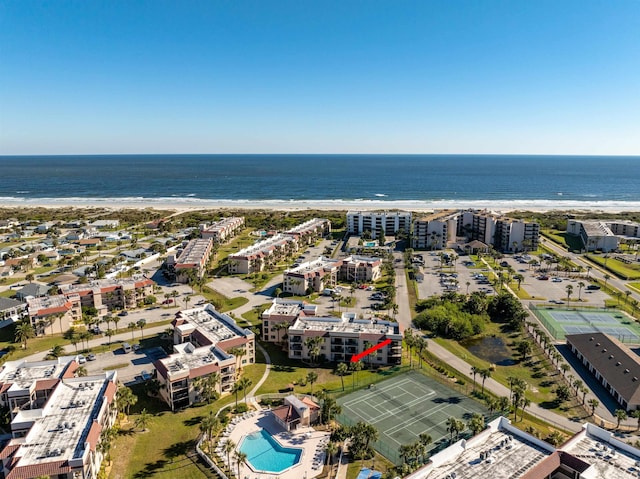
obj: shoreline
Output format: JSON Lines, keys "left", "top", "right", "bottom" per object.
{"left": 2, "top": 198, "right": 640, "bottom": 214}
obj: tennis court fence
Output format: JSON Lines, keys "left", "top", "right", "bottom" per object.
{"left": 529, "top": 303, "right": 637, "bottom": 343}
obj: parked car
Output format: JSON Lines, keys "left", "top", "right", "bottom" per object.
{"left": 77, "top": 355, "right": 86, "bottom": 364}
{"left": 87, "top": 354, "right": 96, "bottom": 361}
{"left": 586, "top": 285, "right": 601, "bottom": 290}
{"left": 119, "top": 311, "right": 129, "bottom": 316}
{"left": 552, "top": 277, "right": 562, "bottom": 282}
{"left": 122, "top": 342, "right": 132, "bottom": 353}
{"left": 162, "top": 299, "right": 174, "bottom": 304}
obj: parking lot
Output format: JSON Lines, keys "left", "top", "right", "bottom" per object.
{"left": 495, "top": 256, "right": 610, "bottom": 306}
{"left": 84, "top": 344, "right": 167, "bottom": 384}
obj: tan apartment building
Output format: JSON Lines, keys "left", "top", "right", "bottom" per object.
{"left": 200, "top": 216, "right": 245, "bottom": 243}
{"left": 156, "top": 304, "right": 255, "bottom": 410}
{"left": 284, "top": 218, "right": 331, "bottom": 245}
{"left": 59, "top": 276, "right": 155, "bottom": 316}
{"left": 167, "top": 238, "right": 213, "bottom": 282}
{"left": 229, "top": 234, "right": 297, "bottom": 275}
{"left": 347, "top": 210, "right": 412, "bottom": 239}
{"left": 261, "top": 299, "right": 317, "bottom": 343}
{"left": 288, "top": 312, "right": 402, "bottom": 365}
{"left": 0, "top": 366, "right": 118, "bottom": 479}
{"left": 283, "top": 255, "right": 381, "bottom": 296}
{"left": 412, "top": 210, "right": 458, "bottom": 250}
{"left": 26, "top": 295, "right": 82, "bottom": 336}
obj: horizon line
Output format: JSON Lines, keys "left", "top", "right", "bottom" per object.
{"left": 2, "top": 152, "right": 640, "bottom": 158}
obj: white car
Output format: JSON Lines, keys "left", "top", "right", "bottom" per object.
{"left": 552, "top": 277, "right": 562, "bottom": 282}
{"left": 77, "top": 355, "right": 86, "bottom": 364}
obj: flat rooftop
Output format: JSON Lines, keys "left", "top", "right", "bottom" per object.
{"left": 263, "top": 300, "right": 306, "bottom": 318}
{"left": 286, "top": 257, "right": 337, "bottom": 274}
{"left": 0, "top": 357, "right": 74, "bottom": 390}
{"left": 175, "top": 238, "right": 211, "bottom": 265}
{"left": 177, "top": 304, "right": 251, "bottom": 344}
{"left": 562, "top": 423, "right": 640, "bottom": 479}
{"left": 290, "top": 314, "right": 399, "bottom": 336}
{"left": 59, "top": 276, "right": 151, "bottom": 294}
{"left": 11, "top": 373, "right": 116, "bottom": 468}
{"left": 581, "top": 221, "right": 615, "bottom": 237}
{"left": 232, "top": 234, "right": 293, "bottom": 258}
{"left": 26, "top": 295, "right": 71, "bottom": 313}
{"left": 284, "top": 218, "right": 329, "bottom": 234}
{"left": 407, "top": 417, "right": 554, "bottom": 479}
{"left": 159, "top": 343, "right": 232, "bottom": 377}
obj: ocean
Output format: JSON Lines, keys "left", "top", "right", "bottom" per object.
{"left": 0, "top": 154, "right": 639, "bottom": 211}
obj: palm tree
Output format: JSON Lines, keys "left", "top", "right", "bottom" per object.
{"left": 134, "top": 408, "right": 151, "bottom": 432}
{"left": 630, "top": 410, "right": 640, "bottom": 430}
{"left": 418, "top": 433, "right": 432, "bottom": 462}
{"left": 76, "top": 366, "right": 88, "bottom": 377}
{"left": 577, "top": 281, "right": 585, "bottom": 301}
{"left": 615, "top": 409, "right": 628, "bottom": 429}
{"left": 514, "top": 274, "right": 524, "bottom": 291}
{"left": 136, "top": 318, "right": 146, "bottom": 338}
{"left": 306, "top": 371, "right": 318, "bottom": 395}
{"left": 335, "top": 362, "right": 349, "bottom": 391}
{"left": 234, "top": 450, "right": 248, "bottom": 479}
{"left": 128, "top": 322, "right": 136, "bottom": 340}
{"left": 200, "top": 411, "right": 220, "bottom": 447}
{"left": 238, "top": 376, "right": 253, "bottom": 403}
{"left": 603, "top": 274, "right": 611, "bottom": 288}
{"left": 222, "top": 439, "right": 235, "bottom": 473}
{"left": 48, "top": 344, "right": 65, "bottom": 358}
{"left": 446, "top": 417, "right": 463, "bottom": 442}
{"left": 350, "top": 360, "right": 363, "bottom": 390}
{"left": 479, "top": 368, "right": 491, "bottom": 395}
{"left": 587, "top": 398, "right": 599, "bottom": 416}
{"left": 470, "top": 366, "right": 479, "bottom": 392}
{"left": 467, "top": 413, "right": 485, "bottom": 435}
{"left": 325, "top": 441, "right": 338, "bottom": 478}
{"left": 565, "top": 284, "right": 573, "bottom": 306}
{"left": 15, "top": 321, "right": 35, "bottom": 349}
{"left": 231, "top": 382, "right": 242, "bottom": 409}
{"left": 519, "top": 397, "right": 531, "bottom": 421}
{"left": 560, "top": 362, "right": 570, "bottom": 377}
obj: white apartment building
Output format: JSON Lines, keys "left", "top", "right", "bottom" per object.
{"left": 156, "top": 304, "right": 255, "bottom": 410}
{"left": 200, "top": 217, "right": 245, "bottom": 243}
{"left": 167, "top": 238, "right": 213, "bottom": 282}
{"left": 284, "top": 218, "right": 331, "bottom": 245}
{"left": 283, "top": 255, "right": 382, "bottom": 295}
{"left": 347, "top": 211, "right": 412, "bottom": 239}
{"left": 288, "top": 313, "right": 402, "bottom": 365}
{"left": 0, "top": 361, "right": 118, "bottom": 479}
{"left": 566, "top": 219, "right": 640, "bottom": 252}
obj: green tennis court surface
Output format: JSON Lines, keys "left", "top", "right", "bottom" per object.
{"left": 336, "top": 370, "right": 489, "bottom": 463}
{"left": 529, "top": 304, "right": 640, "bottom": 343}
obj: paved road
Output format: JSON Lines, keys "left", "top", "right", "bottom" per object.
{"left": 392, "top": 247, "right": 582, "bottom": 433}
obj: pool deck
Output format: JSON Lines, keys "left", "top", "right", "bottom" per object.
{"left": 219, "top": 410, "right": 331, "bottom": 479}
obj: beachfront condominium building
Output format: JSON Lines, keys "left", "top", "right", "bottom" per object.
{"left": 0, "top": 359, "right": 118, "bottom": 479}
{"left": 566, "top": 219, "right": 640, "bottom": 252}
{"left": 413, "top": 210, "right": 458, "bottom": 250}
{"left": 283, "top": 255, "right": 382, "bottom": 296}
{"left": 59, "top": 276, "right": 155, "bottom": 316}
{"left": 261, "top": 299, "right": 317, "bottom": 343}
{"left": 156, "top": 304, "right": 255, "bottom": 410}
{"left": 566, "top": 332, "right": 640, "bottom": 411}
{"left": 200, "top": 217, "right": 245, "bottom": 243}
{"left": 405, "top": 415, "right": 640, "bottom": 479}
{"left": 347, "top": 211, "right": 412, "bottom": 239}
{"left": 167, "top": 238, "right": 213, "bottom": 282}
{"left": 288, "top": 313, "right": 402, "bottom": 365}
{"left": 228, "top": 218, "right": 331, "bottom": 275}
{"left": 26, "top": 295, "right": 82, "bottom": 336}
{"left": 454, "top": 210, "right": 540, "bottom": 252}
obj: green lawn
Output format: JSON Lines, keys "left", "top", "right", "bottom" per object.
{"left": 629, "top": 282, "right": 640, "bottom": 293}
{"left": 200, "top": 285, "right": 248, "bottom": 312}
{"left": 430, "top": 322, "right": 584, "bottom": 418}
{"left": 586, "top": 254, "right": 640, "bottom": 280}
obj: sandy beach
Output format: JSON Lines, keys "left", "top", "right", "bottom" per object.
{"left": 2, "top": 197, "right": 640, "bottom": 214}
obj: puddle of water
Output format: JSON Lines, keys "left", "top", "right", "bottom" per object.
{"left": 461, "top": 336, "right": 516, "bottom": 366}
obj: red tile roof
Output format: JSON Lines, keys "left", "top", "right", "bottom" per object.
{"left": 0, "top": 444, "right": 20, "bottom": 460}
{"left": 86, "top": 421, "right": 102, "bottom": 451}
{"left": 104, "top": 381, "right": 117, "bottom": 403}
{"left": 35, "top": 378, "right": 59, "bottom": 391}
{"left": 6, "top": 460, "right": 72, "bottom": 479}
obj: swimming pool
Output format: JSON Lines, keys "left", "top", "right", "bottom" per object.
{"left": 239, "top": 429, "right": 302, "bottom": 473}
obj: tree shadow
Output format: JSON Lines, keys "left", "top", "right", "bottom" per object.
{"left": 133, "top": 459, "right": 168, "bottom": 478}
{"left": 163, "top": 440, "right": 194, "bottom": 460}
{"left": 183, "top": 416, "right": 203, "bottom": 427}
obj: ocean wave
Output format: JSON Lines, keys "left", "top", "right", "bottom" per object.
{"left": 1, "top": 196, "right": 640, "bottom": 212}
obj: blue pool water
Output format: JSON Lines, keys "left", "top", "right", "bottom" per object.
{"left": 239, "top": 429, "right": 302, "bottom": 473}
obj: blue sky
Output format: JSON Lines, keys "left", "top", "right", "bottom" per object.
{"left": 1, "top": 0, "right": 639, "bottom": 155}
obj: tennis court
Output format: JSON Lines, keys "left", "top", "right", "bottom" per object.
{"left": 336, "top": 370, "right": 489, "bottom": 463}
{"left": 530, "top": 304, "right": 640, "bottom": 343}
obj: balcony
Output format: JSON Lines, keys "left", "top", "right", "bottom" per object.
{"left": 331, "top": 339, "right": 344, "bottom": 345}
{"left": 346, "top": 347, "right": 358, "bottom": 354}
{"left": 291, "top": 336, "right": 302, "bottom": 343}
{"left": 331, "top": 346, "right": 344, "bottom": 353}
{"left": 290, "top": 344, "right": 303, "bottom": 351}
